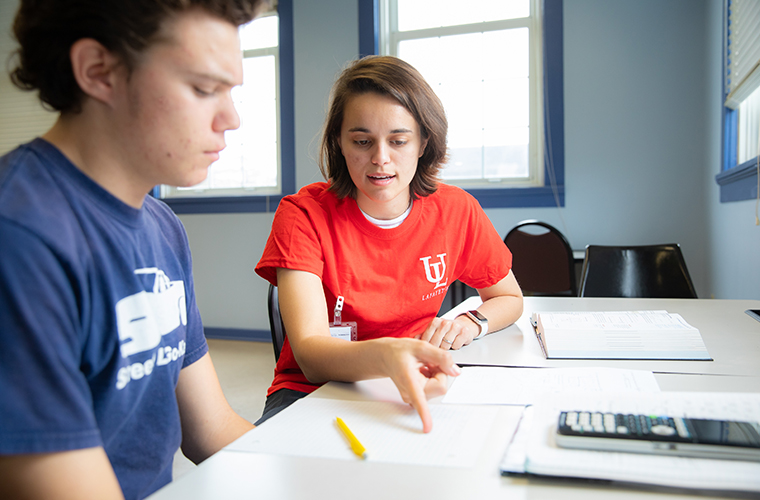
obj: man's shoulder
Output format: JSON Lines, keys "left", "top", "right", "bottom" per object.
{"left": 0, "top": 140, "right": 46, "bottom": 191}
{"left": 0, "top": 140, "right": 73, "bottom": 233}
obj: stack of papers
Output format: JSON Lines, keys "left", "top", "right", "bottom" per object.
{"left": 442, "top": 366, "right": 660, "bottom": 406}
{"left": 531, "top": 310, "right": 712, "bottom": 360}
{"left": 500, "top": 392, "right": 760, "bottom": 495}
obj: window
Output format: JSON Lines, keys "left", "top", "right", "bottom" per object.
{"left": 737, "top": 86, "right": 759, "bottom": 166}
{"left": 717, "top": 0, "right": 760, "bottom": 203}
{"left": 162, "top": 15, "right": 280, "bottom": 199}
{"left": 161, "top": 0, "right": 295, "bottom": 214}
{"left": 372, "top": 0, "right": 565, "bottom": 207}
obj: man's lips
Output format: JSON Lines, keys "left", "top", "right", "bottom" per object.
{"left": 204, "top": 146, "right": 225, "bottom": 161}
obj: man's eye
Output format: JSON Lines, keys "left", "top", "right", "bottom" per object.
{"left": 194, "top": 87, "right": 213, "bottom": 97}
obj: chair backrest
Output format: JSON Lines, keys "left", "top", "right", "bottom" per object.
{"left": 504, "top": 220, "right": 577, "bottom": 296}
{"left": 579, "top": 244, "right": 698, "bottom": 298}
{"left": 267, "top": 284, "right": 286, "bottom": 361}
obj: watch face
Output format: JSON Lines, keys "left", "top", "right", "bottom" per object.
{"left": 468, "top": 310, "right": 487, "bottom": 323}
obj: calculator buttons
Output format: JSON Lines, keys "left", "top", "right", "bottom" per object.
{"left": 559, "top": 412, "right": 685, "bottom": 439}
{"left": 674, "top": 417, "right": 691, "bottom": 438}
{"left": 651, "top": 424, "right": 677, "bottom": 436}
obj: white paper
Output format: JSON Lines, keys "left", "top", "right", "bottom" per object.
{"left": 228, "top": 398, "right": 499, "bottom": 468}
{"left": 442, "top": 366, "right": 660, "bottom": 405}
{"left": 502, "top": 392, "right": 760, "bottom": 493}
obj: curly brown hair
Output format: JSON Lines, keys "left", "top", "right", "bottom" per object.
{"left": 319, "top": 55, "right": 448, "bottom": 200}
{"left": 10, "top": 0, "right": 267, "bottom": 114}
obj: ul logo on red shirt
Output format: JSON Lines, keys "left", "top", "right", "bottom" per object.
{"left": 420, "top": 253, "right": 448, "bottom": 290}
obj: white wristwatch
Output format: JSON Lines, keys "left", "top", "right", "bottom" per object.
{"left": 461, "top": 310, "right": 488, "bottom": 339}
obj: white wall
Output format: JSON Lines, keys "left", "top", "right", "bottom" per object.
{"left": 0, "top": 0, "right": 56, "bottom": 154}
{"left": 482, "top": 0, "right": 713, "bottom": 296}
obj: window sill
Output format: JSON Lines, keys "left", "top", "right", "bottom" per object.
{"left": 163, "top": 195, "right": 285, "bottom": 214}
{"left": 466, "top": 185, "right": 564, "bottom": 208}
{"left": 162, "top": 184, "right": 564, "bottom": 214}
{"left": 716, "top": 157, "right": 759, "bottom": 203}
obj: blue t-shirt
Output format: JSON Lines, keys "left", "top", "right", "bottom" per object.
{"left": 0, "top": 139, "right": 208, "bottom": 499}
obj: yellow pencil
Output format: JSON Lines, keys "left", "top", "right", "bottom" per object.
{"left": 336, "top": 417, "right": 367, "bottom": 460}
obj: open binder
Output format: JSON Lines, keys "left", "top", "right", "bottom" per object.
{"left": 530, "top": 310, "right": 712, "bottom": 360}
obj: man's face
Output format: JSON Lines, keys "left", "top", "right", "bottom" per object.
{"left": 113, "top": 9, "right": 243, "bottom": 190}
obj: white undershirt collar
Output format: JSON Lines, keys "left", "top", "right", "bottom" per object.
{"left": 359, "top": 201, "right": 413, "bottom": 229}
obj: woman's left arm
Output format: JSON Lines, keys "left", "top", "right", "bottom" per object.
{"left": 420, "top": 270, "right": 523, "bottom": 350}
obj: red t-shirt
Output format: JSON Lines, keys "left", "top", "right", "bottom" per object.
{"left": 255, "top": 182, "right": 512, "bottom": 395}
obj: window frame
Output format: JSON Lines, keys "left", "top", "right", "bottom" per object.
{"left": 717, "top": 0, "right": 760, "bottom": 203}
{"left": 161, "top": 0, "right": 296, "bottom": 214}
{"left": 360, "top": 0, "right": 565, "bottom": 209}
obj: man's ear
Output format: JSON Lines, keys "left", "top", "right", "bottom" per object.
{"left": 69, "top": 38, "right": 122, "bottom": 106}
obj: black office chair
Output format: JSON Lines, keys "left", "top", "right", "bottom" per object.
{"left": 504, "top": 220, "right": 577, "bottom": 296}
{"left": 267, "top": 284, "right": 286, "bottom": 361}
{"left": 578, "top": 244, "right": 698, "bottom": 298}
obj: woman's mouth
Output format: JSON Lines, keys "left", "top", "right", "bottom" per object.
{"left": 367, "top": 173, "right": 395, "bottom": 185}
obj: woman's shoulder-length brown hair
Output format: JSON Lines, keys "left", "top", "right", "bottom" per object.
{"left": 318, "top": 55, "right": 448, "bottom": 200}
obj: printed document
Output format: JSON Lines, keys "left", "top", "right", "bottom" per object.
{"left": 442, "top": 366, "right": 660, "bottom": 405}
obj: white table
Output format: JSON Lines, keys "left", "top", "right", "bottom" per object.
{"left": 148, "top": 376, "right": 759, "bottom": 500}
{"left": 451, "top": 297, "right": 760, "bottom": 378}
{"left": 148, "top": 298, "right": 760, "bottom": 500}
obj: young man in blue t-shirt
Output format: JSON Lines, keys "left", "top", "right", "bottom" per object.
{"left": 0, "top": 1, "right": 265, "bottom": 498}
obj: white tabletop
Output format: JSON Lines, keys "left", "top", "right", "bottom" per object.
{"left": 149, "top": 375, "right": 759, "bottom": 500}
{"left": 451, "top": 296, "right": 760, "bottom": 377}
{"left": 148, "top": 297, "right": 760, "bottom": 500}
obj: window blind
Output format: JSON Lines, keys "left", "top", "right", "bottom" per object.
{"left": 725, "top": 0, "right": 760, "bottom": 109}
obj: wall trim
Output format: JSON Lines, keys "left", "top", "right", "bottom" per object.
{"left": 205, "top": 327, "right": 271, "bottom": 342}
{"left": 716, "top": 157, "right": 759, "bottom": 202}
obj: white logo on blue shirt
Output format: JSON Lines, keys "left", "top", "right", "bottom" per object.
{"left": 114, "top": 268, "right": 187, "bottom": 390}
{"left": 116, "top": 268, "right": 187, "bottom": 358}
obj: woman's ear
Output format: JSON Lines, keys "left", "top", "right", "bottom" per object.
{"left": 418, "top": 137, "right": 429, "bottom": 158}
{"left": 69, "top": 38, "right": 122, "bottom": 107}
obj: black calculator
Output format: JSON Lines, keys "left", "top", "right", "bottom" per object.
{"left": 555, "top": 411, "right": 760, "bottom": 462}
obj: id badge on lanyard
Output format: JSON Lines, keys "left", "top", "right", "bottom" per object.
{"left": 329, "top": 295, "right": 357, "bottom": 341}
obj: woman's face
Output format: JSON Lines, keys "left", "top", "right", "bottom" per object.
{"left": 338, "top": 92, "right": 427, "bottom": 220}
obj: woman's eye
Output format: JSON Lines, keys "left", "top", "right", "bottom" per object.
{"left": 392, "top": 140, "right": 408, "bottom": 146}
{"left": 354, "top": 140, "right": 370, "bottom": 146}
